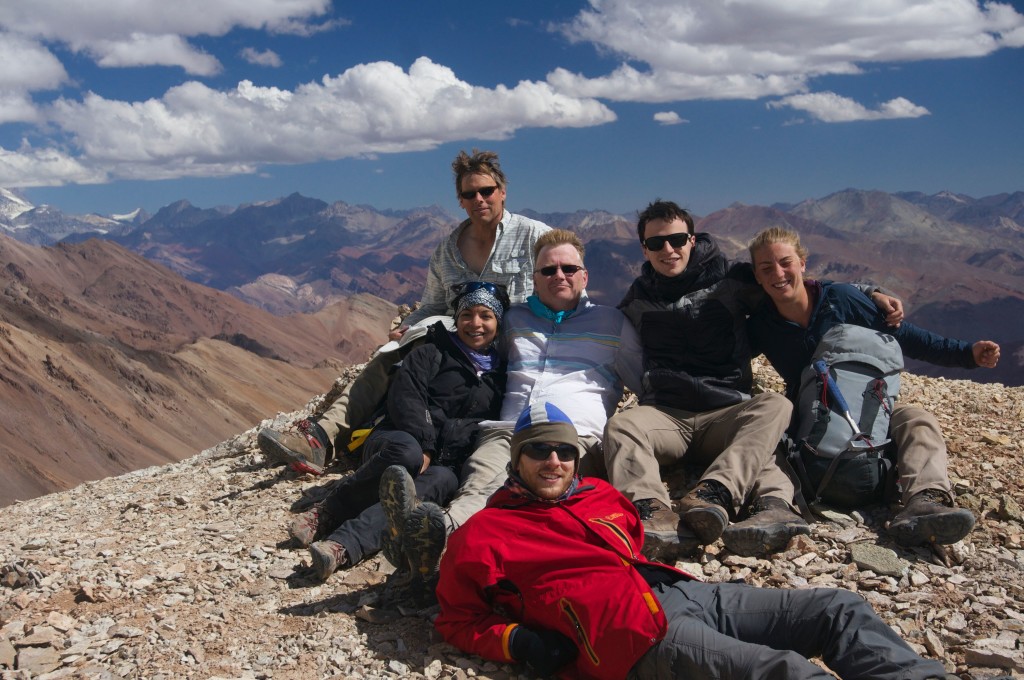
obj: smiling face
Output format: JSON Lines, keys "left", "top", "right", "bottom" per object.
{"left": 641, "top": 217, "right": 694, "bottom": 277}
{"left": 455, "top": 304, "right": 498, "bottom": 351}
{"left": 533, "top": 243, "right": 588, "bottom": 312}
{"left": 515, "top": 442, "right": 576, "bottom": 500}
{"left": 752, "top": 241, "right": 808, "bottom": 308}
{"left": 458, "top": 172, "right": 506, "bottom": 229}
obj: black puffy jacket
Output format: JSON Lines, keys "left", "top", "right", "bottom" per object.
{"left": 618, "top": 234, "right": 762, "bottom": 412}
{"left": 383, "top": 321, "right": 506, "bottom": 470}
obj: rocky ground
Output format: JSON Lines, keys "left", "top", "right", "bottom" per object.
{"left": 1, "top": 360, "right": 1023, "bottom": 679}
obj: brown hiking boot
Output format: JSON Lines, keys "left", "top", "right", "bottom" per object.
{"left": 287, "top": 505, "right": 333, "bottom": 548}
{"left": 309, "top": 540, "right": 348, "bottom": 581}
{"left": 257, "top": 419, "right": 333, "bottom": 475}
{"left": 635, "top": 498, "right": 698, "bottom": 562}
{"left": 679, "top": 480, "right": 732, "bottom": 545}
{"left": 888, "top": 489, "right": 975, "bottom": 546}
{"left": 721, "top": 496, "right": 810, "bottom": 557}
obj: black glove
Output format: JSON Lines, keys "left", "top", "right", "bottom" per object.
{"left": 509, "top": 625, "right": 579, "bottom": 677}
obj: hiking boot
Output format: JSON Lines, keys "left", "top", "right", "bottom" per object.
{"left": 287, "top": 504, "right": 333, "bottom": 548}
{"left": 679, "top": 480, "right": 732, "bottom": 544}
{"left": 379, "top": 465, "right": 419, "bottom": 568}
{"left": 257, "top": 419, "right": 333, "bottom": 475}
{"left": 309, "top": 540, "right": 348, "bottom": 581}
{"left": 404, "top": 502, "right": 447, "bottom": 579}
{"left": 721, "top": 496, "right": 810, "bottom": 557}
{"left": 888, "top": 489, "right": 976, "bottom": 546}
{"left": 635, "top": 498, "right": 697, "bottom": 562}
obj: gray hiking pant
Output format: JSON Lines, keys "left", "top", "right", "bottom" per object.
{"left": 603, "top": 392, "right": 795, "bottom": 514}
{"left": 629, "top": 581, "right": 946, "bottom": 679}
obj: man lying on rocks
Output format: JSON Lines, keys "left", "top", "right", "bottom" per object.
{"left": 433, "top": 401, "right": 961, "bottom": 680}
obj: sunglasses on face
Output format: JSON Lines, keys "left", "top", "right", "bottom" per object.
{"left": 451, "top": 281, "right": 508, "bottom": 297}
{"left": 537, "top": 264, "right": 585, "bottom": 277}
{"left": 520, "top": 442, "right": 578, "bottom": 462}
{"left": 642, "top": 232, "right": 692, "bottom": 251}
{"left": 459, "top": 186, "right": 499, "bottom": 200}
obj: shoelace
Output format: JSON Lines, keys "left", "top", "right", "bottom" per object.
{"left": 633, "top": 499, "right": 658, "bottom": 520}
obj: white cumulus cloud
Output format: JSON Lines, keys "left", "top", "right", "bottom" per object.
{"left": 0, "top": 145, "right": 108, "bottom": 187}
{"left": 240, "top": 47, "right": 283, "bottom": 68}
{"left": 34, "top": 57, "right": 614, "bottom": 183}
{"left": 0, "top": 0, "right": 333, "bottom": 76}
{"left": 768, "top": 92, "right": 930, "bottom": 122}
{"left": 654, "top": 111, "right": 687, "bottom": 125}
{"left": 553, "top": 0, "right": 1024, "bottom": 102}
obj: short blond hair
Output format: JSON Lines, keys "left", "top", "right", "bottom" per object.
{"left": 533, "top": 229, "right": 585, "bottom": 263}
{"left": 748, "top": 226, "right": 809, "bottom": 263}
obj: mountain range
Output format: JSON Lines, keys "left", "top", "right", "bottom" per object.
{"left": 0, "top": 186, "right": 1022, "bottom": 505}
{"left": 4, "top": 185, "right": 1020, "bottom": 379}
{"left": 0, "top": 222, "right": 397, "bottom": 506}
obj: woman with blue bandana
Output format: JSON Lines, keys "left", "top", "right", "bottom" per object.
{"left": 287, "top": 283, "right": 509, "bottom": 581}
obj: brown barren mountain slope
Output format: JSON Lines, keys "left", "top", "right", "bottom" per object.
{"left": 0, "top": 235, "right": 397, "bottom": 506}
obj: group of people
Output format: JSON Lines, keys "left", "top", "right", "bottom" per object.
{"left": 257, "top": 149, "right": 1001, "bottom": 678}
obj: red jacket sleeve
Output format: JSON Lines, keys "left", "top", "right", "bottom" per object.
{"left": 434, "top": 521, "right": 519, "bottom": 663}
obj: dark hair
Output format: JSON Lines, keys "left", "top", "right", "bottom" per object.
{"left": 452, "top": 149, "right": 507, "bottom": 194}
{"left": 636, "top": 199, "right": 695, "bottom": 242}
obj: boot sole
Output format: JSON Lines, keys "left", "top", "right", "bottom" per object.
{"left": 257, "top": 429, "right": 325, "bottom": 475}
{"left": 404, "top": 503, "right": 447, "bottom": 577}
{"left": 721, "top": 522, "right": 811, "bottom": 557}
{"left": 380, "top": 466, "right": 418, "bottom": 548}
{"left": 682, "top": 507, "right": 729, "bottom": 544}
{"left": 889, "top": 510, "right": 976, "bottom": 546}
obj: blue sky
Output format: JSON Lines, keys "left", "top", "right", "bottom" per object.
{"left": 2, "top": 0, "right": 1023, "bottom": 218}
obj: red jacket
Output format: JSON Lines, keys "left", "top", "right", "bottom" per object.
{"left": 435, "top": 478, "right": 698, "bottom": 680}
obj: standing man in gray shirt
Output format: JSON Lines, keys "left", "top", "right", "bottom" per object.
{"left": 259, "top": 150, "right": 550, "bottom": 475}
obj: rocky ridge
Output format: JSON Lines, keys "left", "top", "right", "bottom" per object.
{"left": 1, "top": 361, "right": 1022, "bottom": 679}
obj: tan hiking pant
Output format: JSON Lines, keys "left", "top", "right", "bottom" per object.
{"left": 889, "top": 404, "right": 951, "bottom": 503}
{"left": 603, "top": 392, "right": 795, "bottom": 514}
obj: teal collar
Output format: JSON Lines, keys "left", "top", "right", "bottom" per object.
{"left": 527, "top": 294, "right": 578, "bottom": 324}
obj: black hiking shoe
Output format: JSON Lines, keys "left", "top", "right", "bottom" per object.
{"left": 258, "top": 418, "right": 333, "bottom": 475}
{"left": 634, "top": 498, "right": 698, "bottom": 563}
{"left": 287, "top": 504, "right": 333, "bottom": 548}
{"left": 379, "top": 466, "right": 419, "bottom": 569}
{"left": 888, "top": 489, "right": 975, "bottom": 546}
{"left": 721, "top": 496, "right": 810, "bottom": 557}
{"left": 679, "top": 480, "right": 732, "bottom": 545}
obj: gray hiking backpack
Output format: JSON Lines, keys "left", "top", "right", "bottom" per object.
{"left": 792, "top": 324, "right": 903, "bottom": 508}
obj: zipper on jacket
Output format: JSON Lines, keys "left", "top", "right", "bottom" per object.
{"left": 560, "top": 598, "right": 600, "bottom": 667}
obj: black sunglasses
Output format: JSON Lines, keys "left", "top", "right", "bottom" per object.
{"left": 538, "top": 264, "right": 585, "bottom": 277}
{"left": 642, "top": 232, "right": 692, "bottom": 251}
{"left": 520, "top": 442, "right": 578, "bottom": 462}
{"left": 459, "top": 186, "right": 499, "bottom": 200}
{"left": 451, "top": 281, "right": 507, "bottom": 297}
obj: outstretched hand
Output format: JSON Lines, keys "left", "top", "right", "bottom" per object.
{"left": 973, "top": 341, "right": 1000, "bottom": 368}
{"left": 388, "top": 325, "right": 408, "bottom": 341}
{"left": 870, "top": 291, "right": 904, "bottom": 328}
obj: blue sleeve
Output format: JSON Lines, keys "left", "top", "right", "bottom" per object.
{"left": 829, "top": 285, "right": 975, "bottom": 368}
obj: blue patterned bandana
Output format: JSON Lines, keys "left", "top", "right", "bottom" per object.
{"left": 455, "top": 287, "right": 504, "bottom": 325}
